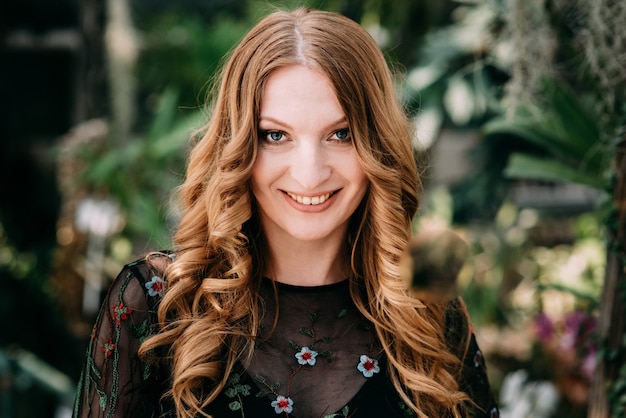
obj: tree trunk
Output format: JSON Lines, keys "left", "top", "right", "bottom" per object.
{"left": 588, "top": 132, "right": 626, "bottom": 417}
{"left": 104, "top": 0, "right": 137, "bottom": 144}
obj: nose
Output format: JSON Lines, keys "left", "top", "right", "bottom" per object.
{"left": 290, "top": 140, "right": 331, "bottom": 191}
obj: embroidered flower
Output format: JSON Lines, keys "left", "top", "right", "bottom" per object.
{"left": 111, "top": 302, "right": 133, "bottom": 326}
{"left": 473, "top": 349, "right": 484, "bottom": 369}
{"left": 271, "top": 395, "right": 294, "bottom": 414}
{"left": 145, "top": 275, "right": 165, "bottom": 297}
{"left": 90, "top": 324, "right": 97, "bottom": 340}
{"left": 357, "top": 355, "right": 380, "bottom": 377}
{"left": 295, "top": 346, "right": 318, "bottom": 366}
{"left": 102, "top": 340, "right": 116, "bottom": 359}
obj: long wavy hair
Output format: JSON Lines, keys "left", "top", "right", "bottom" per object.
{"left": 140, "top": 7, "right": 469, "bottom": 418}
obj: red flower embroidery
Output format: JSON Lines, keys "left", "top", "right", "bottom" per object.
{"left": 271, "top": 395, "right": 294, "bottom": 414}
{"left": 357, "top": 355, "right": 380, "bottom": 377}
{"left": 474, "top": 349, "right": 484, "bottom": 369}
{"left": 102, "top": 340, "right": 116, "bottom": 359}
{"left": 112, "top": 302, "right": 133, "bottom": 326}
{"left": 145, "top": 275, "right": 165, "bottom": 297}
{"left": 295, "top": 346, "right": 318, "bottom": 366}
{"left": 90, "top": 324, "right": 97, "bottom": 340}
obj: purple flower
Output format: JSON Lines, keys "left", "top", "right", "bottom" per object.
{"left": 561, "top": 311, "right": 596, "bottom": 349}
{"left": 271, "top": 395, "right": 293, "bottom": 414}
{"left": 534, "top": 312, "right": 554, "bottom": 343}
{"left": 581, "top": 346, "right": 597, "bottom": 379}
{"left": 357, "top": 355, "right": 380, "bottom": 377}
{"left": 145, "top": 275, "right": 165, "bottom": 297}
{"left": 295, "top": 346, "right": 318, "bottom": 366}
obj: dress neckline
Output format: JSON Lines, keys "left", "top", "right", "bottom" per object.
{"left": 247, "top": 275, "right": 380, "bottom": 417}
{"left": 262, "top": 276, "right": 349, "bottom": 292}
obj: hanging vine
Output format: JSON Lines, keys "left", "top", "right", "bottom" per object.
{"left": 576, "top": 0, "right": 626, "bottom": 415}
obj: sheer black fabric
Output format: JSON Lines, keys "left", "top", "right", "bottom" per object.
{"left": 73, "top": 255, "right": 499, "bottom": 418}
{"left": 244, "top": 278, "right": 382, "bottom": 417}
{"left": 72, "top": 253, "right": 172, "bottom": 418}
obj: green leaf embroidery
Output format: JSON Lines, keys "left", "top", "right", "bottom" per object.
{"left": 323, "top": 405, "right": 350, "bottom": 418}
{"left": 142, "top": 363, "right": 152, "bottom": 380}
{"left": 97, "top": 389, "right": 107, "bottom": 410}
{"left": 299, "top": 327, "right": 314, "bottom": 337}
{"left": 228, "top": 373, "right": 241, "bottom": 385}
{"left": 399, "top": 401, "right": 417, "bottom": 417}
{"left": 224, "top": 374, "right": 251, "bottom": 418}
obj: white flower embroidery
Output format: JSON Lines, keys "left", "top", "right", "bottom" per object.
{"left": 295, "top": 346, "right": 318, "bottom": 366}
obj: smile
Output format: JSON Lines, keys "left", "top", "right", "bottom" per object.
{"left": 287, "top": 192, "right": 332, "bottom": 205}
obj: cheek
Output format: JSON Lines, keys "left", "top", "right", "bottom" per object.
{"left": 250, "top": 152, "right": 275, "bottom": 195}
{"left": 347, "top": 162, "right": 369, "bottom": 206}
{"left": 347, "top": 157, "right": 369, "bottom": 189}
{"left": 355, "top": 179, "right": 370, "bottom": 205}
{"left": 249, "top": 162, "right": 264, "bottom": 198}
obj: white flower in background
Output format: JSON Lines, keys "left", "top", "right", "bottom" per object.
{"left": 499, "top": 370, "right": 559, "bottom": 418}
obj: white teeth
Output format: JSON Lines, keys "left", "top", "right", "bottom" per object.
{"left": 288, "top": 192, "right": 331, "bottom": 205}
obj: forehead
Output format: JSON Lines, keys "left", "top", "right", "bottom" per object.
{"left": 260, "top": 65, "right": 345, "bottom": 123}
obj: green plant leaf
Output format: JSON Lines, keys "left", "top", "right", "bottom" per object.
{"left": 483, "top": 81, "right": 608, "bottom": 175}
{"left": 147, "top": 87, "right": 180, "bottom": 142}
{"left": 150, "top": 110, "right": 204, "bottom": 160}
{"left": 504, "top": 153, "right": 608, "bottom": 190}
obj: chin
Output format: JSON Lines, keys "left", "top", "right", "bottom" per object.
{"left": 289, "top": 232, "right": 331, "bottom": 242}
{"left": 285, "top": 225, "right": 341, "bottom": 242}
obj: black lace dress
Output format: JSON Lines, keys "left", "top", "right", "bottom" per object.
{"left": 72, "top": 253, "right": 499, "bottom": 418}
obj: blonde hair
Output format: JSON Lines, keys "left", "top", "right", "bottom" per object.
{"left": 140, "top": 7, "right": 469, "bottom": 417}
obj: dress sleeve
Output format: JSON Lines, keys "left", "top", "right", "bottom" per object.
{"left": 446, "top": 298, "right": 500, "bottom": 418}
{"left": 72, "top": 256, "right": 170, "bottom": 418}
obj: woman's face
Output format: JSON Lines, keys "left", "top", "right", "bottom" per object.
{"left": 251, "top": 65, "right": 369, "bottom": 245}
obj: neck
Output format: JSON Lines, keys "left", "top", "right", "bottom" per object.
{"left": 263, "top": 236, "right": 350, "bottom": 286}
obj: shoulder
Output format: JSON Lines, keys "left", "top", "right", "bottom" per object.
{"left": 125, "top": 251, "right": 173, "bottom": 287}
{"left": 106, "top": 251, "right": 174, "bottom": 311}
{"left": 443, "top": 297, "right": 473, "bottom": 356}
{"left": 444, "top": 299, "right": 500, "bottom": 415}
{"left": 445, "top": 298, "right": 472, "bottom": 331}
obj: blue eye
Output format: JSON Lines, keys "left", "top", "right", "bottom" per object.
{"left": 268, "top": 131, "right": 283, "bottom": 141}
{"left": 332, "top": 129, "right": 351, "bottom": 141}
{"left": 259, "top": 130, "right": 285, "bottom": 143}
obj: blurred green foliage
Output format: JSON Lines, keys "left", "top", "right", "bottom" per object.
{"left": 78, "top": 0, "right": 463, "bottom": 257}
{"left": 3, "top": 0, "right": 623, "bottom": 416}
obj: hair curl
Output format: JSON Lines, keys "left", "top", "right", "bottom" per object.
{"left": 140, "top": 7, "right": 469, "bottom": 417}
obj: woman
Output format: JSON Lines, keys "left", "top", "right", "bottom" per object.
{"left": 73, "top": 7, "right": 498, "bottom": 418}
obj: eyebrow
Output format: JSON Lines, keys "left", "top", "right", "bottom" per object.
{"left": 258, "top": 116, "right": 349, "bottom": 130}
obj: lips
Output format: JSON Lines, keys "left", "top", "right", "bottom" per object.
{"left": 286, "top": 191, "right": 333, "bottom": 205}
